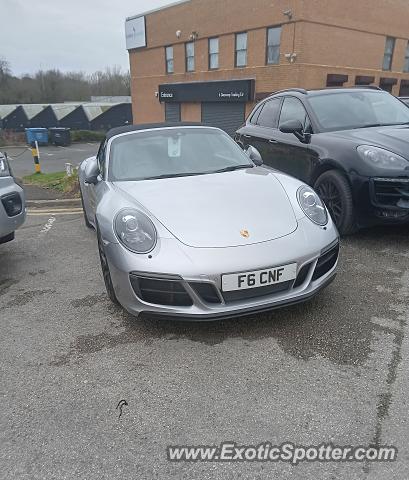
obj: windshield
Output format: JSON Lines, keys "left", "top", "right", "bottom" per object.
{"left": 108, "top": 127, "right": 253, "bottom": 181}
{"left": 309, "top": 91, "right": 409, "bottom": 132}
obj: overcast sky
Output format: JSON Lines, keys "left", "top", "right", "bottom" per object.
{"left": 1, "top": 0, "right": 174, "bottom": 76}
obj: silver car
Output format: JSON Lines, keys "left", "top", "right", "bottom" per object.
{"left": 0, "top": 152, "right": 26, "bottom": 244}
{"left": 79, "top": 124, "right": 339, "bottom": 321}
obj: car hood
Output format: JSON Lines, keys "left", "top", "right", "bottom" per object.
{"left": 326, "top": 125, "right": 409, "bottom": 156}
{"left": 113, "top": 168, "right": 298, "bottom": 248}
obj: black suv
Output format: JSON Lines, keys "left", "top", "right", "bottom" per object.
{"left": 236, "top": 87, "right": 409, "bottom": 234}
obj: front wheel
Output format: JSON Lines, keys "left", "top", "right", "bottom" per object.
{"left": 97, "top": 228, "right": 119, "bottom": 305}
{"left": 314, "top": 170, "right": 356, "bottom": 235}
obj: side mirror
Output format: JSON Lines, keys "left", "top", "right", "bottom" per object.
{"left": 84, "top": 157, "right": 100, "bottom": 185}
{"left": 245, "top": 145, "right": 263, "bottom": 166}
{"left": 279, "top": 119, "right": 311, "bottom": 144}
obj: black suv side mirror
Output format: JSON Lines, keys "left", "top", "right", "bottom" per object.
{"left": 280, "top": 120, "right": 311, "bottom": 144}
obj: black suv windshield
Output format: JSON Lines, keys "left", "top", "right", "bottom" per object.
{"left": 309, "top": 91, "right": 409, "bottom": 132}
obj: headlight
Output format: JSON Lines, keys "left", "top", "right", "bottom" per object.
{"left": 0, "top": 156, "right": 10, "bottom": 177}
{"left": 297, "top": 185, "right": 328, "bottom": 226}
{"left": 357, "top": 145, "right": 409, "bottom": 170}
{"left": 114, "top": 208, "right": 157, "bottom": 254}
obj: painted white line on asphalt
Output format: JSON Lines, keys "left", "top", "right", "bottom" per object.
{"left": 40, "top": 216, "right": 56, "bottom": 234}
{"left": 30, "top": 212, "right": 82, "bottom": 216}
{"left": 29, "top": 208, "right": 83, "bottom": 213}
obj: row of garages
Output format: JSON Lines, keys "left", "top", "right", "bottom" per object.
{"left": 0, "top": 103, "right": 133, "bottom": 132}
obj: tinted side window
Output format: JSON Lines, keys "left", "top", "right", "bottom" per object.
{"left": 256, "top": 98, "right": 282, "bottom": 128}
{"left": 249, "top": 104, "right": 263, "bottom": 124}
{"left": 279, "top": 97, "right": 311, "bottom": 132}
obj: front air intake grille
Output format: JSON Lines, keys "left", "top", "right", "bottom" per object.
{"left": 189, "top": 282, "right": 222, "bottom": 304}
{"left": 130, "top": 274, "right": 193, "bottom": 306}
{"left": 293, "top": 263, "right": 313, "bottom": 288}
{"left": 312, "top": 243, "right": 339, "bottom": 281}
{"left": 1, "top": 192, "right": 22, "bottom": 217}
{"left": 222, "top": 281, "right": 292, "bottom": 303}
{"left": 372, "top": 178, "right": 409, "bottom": 209}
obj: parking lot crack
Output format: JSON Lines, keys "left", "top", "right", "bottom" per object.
{"left": 369, "top": 271, "right": 409, "bottom": 451}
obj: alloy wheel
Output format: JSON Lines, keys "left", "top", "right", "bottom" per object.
{"left": 316, "top": 180, "right": 343, "bottom": 226}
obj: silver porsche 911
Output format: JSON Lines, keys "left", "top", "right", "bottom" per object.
{"left": 79, "top": 123, "right": 339, "bottom": 321}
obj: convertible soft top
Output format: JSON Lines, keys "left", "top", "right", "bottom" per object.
{"left": 106, "top": 122, "right": 204, "bottom": 140}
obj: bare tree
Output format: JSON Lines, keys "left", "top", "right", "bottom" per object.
{"left": 0, "top": 59, "right": 130, "bottom": 104}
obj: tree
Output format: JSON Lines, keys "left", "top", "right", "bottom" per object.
{"left": 0, "top": 59, "right": 131, "bottom": 104}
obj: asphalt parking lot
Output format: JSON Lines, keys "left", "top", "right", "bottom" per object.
{"left": 1, "top": 208, "right": 409, "bottom": 479}
{"left": 4, "top": 143, "right": 98, "bottom": 178}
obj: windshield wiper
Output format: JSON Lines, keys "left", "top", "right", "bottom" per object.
{"left": 353, "top": 122, "right": 409, "bottom": 129}
{"left": 140, "top": 165, "right": 252, "bottom": 180}
{"left": 141, "top": 172, "right": 208, "bottom": 180}
{"left": 352, "top": 123, "right": 382, "bottom": 129}
{"left": 211, "top": 164, "right": 253, "bottom": 174}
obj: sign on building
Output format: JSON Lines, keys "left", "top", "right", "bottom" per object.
{"left": 125, "top": 16, "right": 146, "bottom": 50}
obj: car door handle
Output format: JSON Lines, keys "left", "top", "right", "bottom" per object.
{"left": 269, "top": 139, "right": 278, "bottom": 144}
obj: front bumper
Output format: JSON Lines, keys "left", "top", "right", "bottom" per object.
{"left": 103, "top": 217, "right": 339, "bottom": 321}
{"left": 0, "top": 177, "right": 26, "bottom": 239}
{"left": 352, "top": 173, "right": 409, "bottom": 225}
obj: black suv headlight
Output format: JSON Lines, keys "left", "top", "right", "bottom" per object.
{"left": 357, "top": 145, "right": 409, "bottom": 170}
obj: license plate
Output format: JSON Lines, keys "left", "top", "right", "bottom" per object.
{"left": 222, "top": 263, "right": 297, "bottom": 292}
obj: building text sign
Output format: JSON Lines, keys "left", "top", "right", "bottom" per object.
{"left": 158, "top": 80, "right": 255, "bottom": 103}
{"left": 125, "top": 16, "right": 146, "bottom": 50}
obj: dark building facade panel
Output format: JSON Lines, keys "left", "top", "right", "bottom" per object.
{"left": 30, "top": 106, "right": 59, "bottom": 128}
{"left": 3, "top": 106, "right": 29, "bottom": 131}
{"left": 59, "top": 106, "right": 90, "bottom": 130}
{"left": 90, "top": 104, "right": 133, "bottom": 131}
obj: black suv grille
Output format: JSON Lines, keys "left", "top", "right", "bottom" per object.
{"left": 372, "top": 178, "right": 409, "bottom": 209}
{"left": 130, "top": 275, "right": 193, "bottom": 306}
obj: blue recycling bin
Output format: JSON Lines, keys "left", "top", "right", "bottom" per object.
{"left": 25, "top": 128, "right": 49, "bottom": 146}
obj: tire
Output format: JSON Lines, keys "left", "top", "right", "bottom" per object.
{"left": 0, "top": 232, "right": 15, "bottom": 244}
{"left": 97, "top": 228, "right": 119, "bottom": 305}
{"left": 314, "top": 170, "right": 356, "bottom": 235}
{"left": 80, "top": 187, "right": 94, "bottom": 229}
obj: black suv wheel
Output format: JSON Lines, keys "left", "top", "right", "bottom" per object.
{"left": 314, "top": 170, "right": 356, "bottom": 235}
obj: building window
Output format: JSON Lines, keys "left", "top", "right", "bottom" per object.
{"left": 165, "top": 46, "right": 174, "bottom": 74}
{"left": 185, "top": 42, "right": 195, "bottom": 72}
{"left": 235, "top": 32, "right": 247, "bottom": 67}
{"left": 209, "top": 37, "right": 219, "bottom": 70}
{"left": 266, "top": 26, "right": 282, "bottom": 64}
{"left": 383, "top": 37, "right": 395, "bottom": 71}
{"left": 404, "top": 41, "right": 409, "bottom": 73}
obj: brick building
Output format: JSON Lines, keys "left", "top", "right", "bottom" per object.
{"left": 127, "top": 0, "right": 409, "bottom": 134}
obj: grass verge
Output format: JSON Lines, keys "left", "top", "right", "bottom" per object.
{"left": 23, "top": 171, "right": 80, "bottom": 197}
